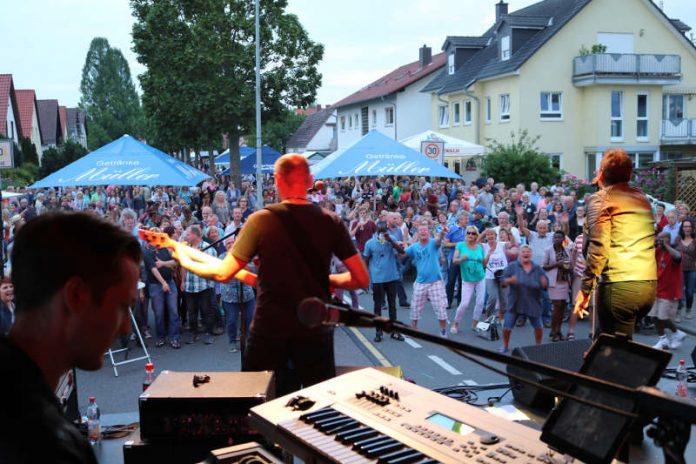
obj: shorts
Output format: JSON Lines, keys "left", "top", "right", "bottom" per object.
{"left": 648, "top": 298, "right": 678, "bottom": 321}
{"left": 410, "top": 280, "right": 448, "bottom": 321}
{"left": 503, "top": 312, "right": 542, "bottom": 330}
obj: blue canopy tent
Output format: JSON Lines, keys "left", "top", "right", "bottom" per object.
{"left": 30, "top": 135, "right": 209, "bottom": 188}
{"left": 215, "top": 146, "right": 281, "bottom": 167}
{"left": 311, "top": 130, "right": 461, "bottom": 179}
{"left": 219, "top": 146, "right": 283, "bottom": 176}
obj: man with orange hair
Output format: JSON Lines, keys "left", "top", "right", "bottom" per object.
{"left": 169, "top": 154, "right": 369, "bottom": 394}
{"left": 574, "top": 149, "right": 656, "bottom": 337}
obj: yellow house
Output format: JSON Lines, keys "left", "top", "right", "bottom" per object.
{"left": 423, "top": 0, "right": 696, "bottom": 180}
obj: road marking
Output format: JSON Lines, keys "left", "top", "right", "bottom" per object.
{"left": 349, "top": 327, "right": 392, "bottom": 367}
{"left": 428, "top": 355, "right": 462, "bottom": 375}
{"left": 403, "top": 337, "right": 422, "bottom": 349}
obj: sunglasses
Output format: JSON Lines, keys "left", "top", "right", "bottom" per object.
{"left": 466, "top": 231, "right": 478, "bottom": 235}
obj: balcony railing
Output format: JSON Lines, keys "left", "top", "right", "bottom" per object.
{"left": 573, "top": 53, "right": 681, "bottom": 86}
{"left": 661, "top": 119, "right": 696, "bottom": 144}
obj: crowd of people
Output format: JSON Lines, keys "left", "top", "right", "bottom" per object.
{"left": 0, "top": 159, "right": 692, "bottom": 353}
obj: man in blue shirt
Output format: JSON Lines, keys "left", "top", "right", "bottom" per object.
{"left": 443, "top": 212, "right": 468, "bottom": 308}
{"left": 405, "top": 224, "right": 449, "bottom": 337}
{"left": 364, "top": 225, "right": 406, "bottom": 343}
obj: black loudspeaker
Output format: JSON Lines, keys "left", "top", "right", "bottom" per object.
{"left": 691, "top": 345, "right": 696, "bottom": 368}
{"left": 506, "top": 338, "right": 592, "bottom": 409}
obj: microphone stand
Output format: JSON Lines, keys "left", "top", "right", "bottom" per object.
{"left": 337, "top": 309, "right": 696, "bottom": 464}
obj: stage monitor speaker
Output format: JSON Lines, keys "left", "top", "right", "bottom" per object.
{"left": 691, "top": 344, "right": 696, "bottom": 368}
{"left": 506, "top": 338, "right": 592, "bottom": 409}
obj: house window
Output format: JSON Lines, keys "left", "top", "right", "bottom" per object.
{"left": 354, "top": 114, "right": 359, "bottom": 129}
{"left": 385, "top": 107, "right": 394, "bottom": 125}
{"left": 637, "top": 93, "right": 648, "bottom": 141}
{"left": 638, "top": 152, "right": 654, "bottom": 167}
{"left": 611, "top": 91, "right": 623, "bottom": 140}
{"left": 464, "top": 101, "right": 472, "bottom": 125}
{"left": 453, "top": 103, "right": 461, "bottom": 125}
{"left": 372, "top": 109, "right": 377, "bottom": 127}
{"left": 340, "top": 116, "right": 346, "bottom": 131}
{"left": 501, "top": 36, "right": 511, "bottom": 61}
{"left": 540, "top": 92, "right": 562, "bottom": 119}
{"left": 499, "top": 94, "right": 510, "bottom": 121}
{"left": 448, "top": 53, "right": 455, "bottom": 75}
{"left": 548, "top": 153, "right": 563, "bottom": 170}
{"left": 438, "top": 104, "right": 449, "bottom": 128}
{"left": 10, "top": 121, "right": 14, "bottom": 140}
{"left": 348, "top": 114, "right": 353, "bottom": 129}
{"left": 663, "top": 94, "right": 684, "bottom": 121}
{"left": 485, "top": 97, "right": 491, "bottom": 124}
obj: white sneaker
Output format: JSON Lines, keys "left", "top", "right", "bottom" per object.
{"left": 670, "top": 330, "right": 687, "bottom": 349}
{"left": 450, "top": 325, "right": 459, "bottom": 335}
{"left": 653, "top": 335, "right": 670, "bottom": 350}
{"left": 676, "top": 311, "right": 682, "bottom": 323}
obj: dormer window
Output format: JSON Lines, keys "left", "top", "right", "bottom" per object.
{"left": 448, "top": 53, "right": 455, "bottom": 75}
{"left": 501, "top": 36, "right": 511, "bottom": 61}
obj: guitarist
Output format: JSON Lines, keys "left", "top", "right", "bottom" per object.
{"left": 160, "top": 154, "right": 369, "bottom": 395}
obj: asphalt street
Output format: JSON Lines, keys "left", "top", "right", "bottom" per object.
{"left": 76, "top": 280, "right": 696, "bottom": 463}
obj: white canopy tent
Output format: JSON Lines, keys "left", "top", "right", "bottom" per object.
{"left": 400, "top": 130, "right": 485, "bottom": 157}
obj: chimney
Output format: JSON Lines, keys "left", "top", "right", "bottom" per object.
{"left": 496, "top": 0, "right": 508, "bottom": 22}
{"left": 419, "top": 45, "right": 432, "bottom": 67}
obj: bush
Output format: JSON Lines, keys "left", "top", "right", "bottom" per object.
{"left": 481, "top": 130, "right": 560, "bottom": 188}
{"left": 633, "top": 166, "right": 675, "bottom": 203}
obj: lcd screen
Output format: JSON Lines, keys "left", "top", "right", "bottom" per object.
{"left": 426, "top": 413, "right": 475, "bottom": 436}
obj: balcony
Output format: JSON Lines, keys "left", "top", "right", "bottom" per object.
{"left": 661, "top": 119, "right": 696, "bottom": 144}
{"left": 573, "top": 53, "right": 681, "bottom": 86}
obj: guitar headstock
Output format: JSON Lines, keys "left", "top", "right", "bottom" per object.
{"left": 138, "top": 228, "right": 172, "bottom": 249}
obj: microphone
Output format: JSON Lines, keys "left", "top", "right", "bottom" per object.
{"left": 298, "top": 297, "right": 379, "bottom": 329}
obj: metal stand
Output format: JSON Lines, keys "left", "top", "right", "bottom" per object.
{"left": 105, "top": 308, "right": 151, "bottom": 377}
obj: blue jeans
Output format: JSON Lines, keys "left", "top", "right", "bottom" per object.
{"left": 541, "top": 289, "right": 551, "bottom": 324}
{"left": 149, "top": 280, "right": 180, "bottom": 342}
{"left": 684, "top": 270, "right": 696, "bottom": 311}
{"left": 223, "top": 300, "right": 255, "bottom": 344}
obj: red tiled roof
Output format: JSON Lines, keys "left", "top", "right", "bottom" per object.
{"left": 15, "top": 89, "right": 37, "bottom": 139}
{"left": 0, "top": 74, "right": 13, "bottom": 138}
{"left": 58, "top": 105, "right": 67, "bottom": 140}
{"left": 333, "top": 52, "right": 446, "bottom": 108}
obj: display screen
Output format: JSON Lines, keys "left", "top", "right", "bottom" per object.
{"left": 426, "top": 413, "right": 475, "bottom": 436}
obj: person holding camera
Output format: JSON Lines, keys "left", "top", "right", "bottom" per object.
{"left": 363, "top": 225, "right": 405, "bottom": 342}
{"left": 482, "top": 228, "right": 508, "bottom": 322}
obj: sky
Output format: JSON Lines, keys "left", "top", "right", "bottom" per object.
{"left": 2, "top": 0, "right": 695, "bottom": 108}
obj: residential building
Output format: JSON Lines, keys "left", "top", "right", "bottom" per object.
{"left": 334, "top": 45, "right": 446, "bottom": 149}
{"left": 286, "top": 106, "right": 336, "bottom": 155}
{"left": 37, "top": 99, "right": 63, "bottom": 150}
{"left": 0, "top": 74, "right": 22, "bottom": 144}
{"left": 58, "top": 105, "right": 68, "bottom": 143}
{"left": 15, "top": 89, "right": 44, "bottom": 162}
{"left": 423, "top": 0, "right": 696, "bottom": 179}
{"left": 66, "top": 107, "right": 88, "bottom": 149}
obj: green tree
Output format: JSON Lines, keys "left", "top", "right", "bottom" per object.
{"left": 245, "top": 109, "right": 305, "bottom": 154}
{"left": 79, "top": 37, "right": 146, "bottom": 149}
{"left": 38, "top": 140, "right": 88, "bottom": 178}
{"left": 19, "top": 137, "right": 39, "bottom": 166}
{"left": 131, "top": 0, "right": 323, "bottom": 185}
{"left": 481, "top": 130, "right": 560, "bottom": 187}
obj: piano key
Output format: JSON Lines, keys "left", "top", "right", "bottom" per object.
{"left": 417, "top": 460, "right": 439, "bottom": 464}
{"left": 365, "top": 441, "right": 404, "bottom": 458}
{"left": 357, "top": 437, "right": 397, "bottom": 454}
{"left": 377, "top": 449, "right": 425, "bottom": 464}
{"left": 353, "top": 434, "right": 389, "bottom": 450}
{"left": 315, "top": 416, "right": 353, "bottom": 431}
{"left": 339, "top": 428, "right": 378, "bottom": 444}
{"left": 300, "top": 407, "right": 339, "bottom": 423}
{"left": 324, "top": 419, "right": 361, "bottom": 435}
{"left": 290, "top": 425, "right": 371, "bottom": 463}
{"left": 299, "top": 406, "right": 332, "bottom": 420}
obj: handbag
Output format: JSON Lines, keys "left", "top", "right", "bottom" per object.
{"left": 475, "top": 314, "right": 500, "bottom": 341}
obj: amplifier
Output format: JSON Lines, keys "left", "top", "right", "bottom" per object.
{"left": 139, "top": 371, "right": 274, "bottom": 445}
{"left": 123, "top": 429, "right": 213, "bottom": 464}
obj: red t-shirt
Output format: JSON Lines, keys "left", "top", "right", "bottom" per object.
{"left": 656, "top": 247, "right": 683, "bottom": 299}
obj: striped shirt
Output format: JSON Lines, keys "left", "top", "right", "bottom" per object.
{"left": 183, "top": 241, "right": 217, "bottom": 293}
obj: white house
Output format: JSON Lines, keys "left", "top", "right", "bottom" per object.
{"left": 0, "top": 74, "right": 22, "bottom": 145}
{"left": 286, "top": 106, "right": 336, "bottom": 155}
{"left": 333, "top": 46, "right": 446, "bottom": 149}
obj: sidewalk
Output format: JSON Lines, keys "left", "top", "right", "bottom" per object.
{"left": 677, "top": 311, "right": 696, "bottom": 337}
